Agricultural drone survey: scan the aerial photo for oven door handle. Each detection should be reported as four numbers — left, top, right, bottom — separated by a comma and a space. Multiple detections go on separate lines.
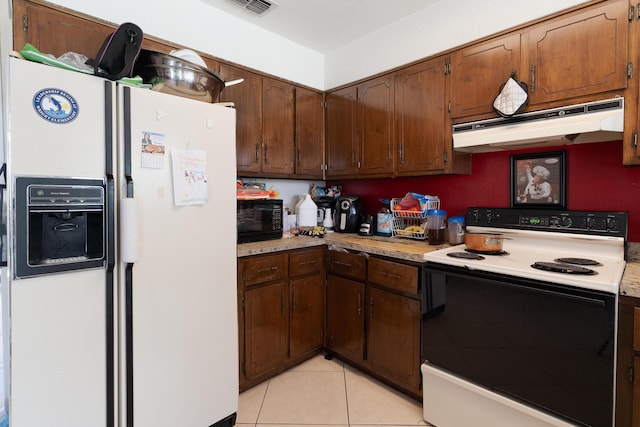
504, 281, 607, 307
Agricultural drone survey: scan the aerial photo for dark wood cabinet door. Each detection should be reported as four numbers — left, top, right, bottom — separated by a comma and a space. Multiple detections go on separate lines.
219, 64, 263, 174
325, 86, 358, 178
395, 58, 446, 175
526, 0, 628, 106
290, 274, 324, 358
262, 78, 295, 176
367, 286, 421, 391
13, 0, 113, 58
325, 274, 364, 362
357, 75, 394, 176
295, 88, 324, 179
450, 33, 522, 119
244, 282, 288, 379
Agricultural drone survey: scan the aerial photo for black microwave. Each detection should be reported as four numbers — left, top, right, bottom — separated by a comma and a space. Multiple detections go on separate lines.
237, 199, 283, 243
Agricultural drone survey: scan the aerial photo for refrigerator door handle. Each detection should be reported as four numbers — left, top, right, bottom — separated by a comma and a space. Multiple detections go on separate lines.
120, 198, 138, 263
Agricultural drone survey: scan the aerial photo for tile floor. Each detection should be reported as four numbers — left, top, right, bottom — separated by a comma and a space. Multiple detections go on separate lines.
237, 353, 431, 427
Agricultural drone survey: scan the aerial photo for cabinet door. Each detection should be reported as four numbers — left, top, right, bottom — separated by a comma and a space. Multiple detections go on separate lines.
290, 274, 324, 358
367, 286, 421, 391
219, 64, 263, 174
526, 0, 629, 105
244, 282, 288, 379
262, 78, 295, 176
295, 88, 324, 179
450, 33, 522, 119
357, 75, 394, 176
634, 356, 640, 427
395, 58, 446, 174
326, 86, 358, 178
326, 274, 365, 362
13, 0, 113, 58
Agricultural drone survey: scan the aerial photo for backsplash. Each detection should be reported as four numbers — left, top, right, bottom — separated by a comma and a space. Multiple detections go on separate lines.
330, 141, 640, 242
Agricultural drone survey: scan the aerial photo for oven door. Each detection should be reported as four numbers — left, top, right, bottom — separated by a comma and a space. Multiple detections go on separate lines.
422, 263, 616, 427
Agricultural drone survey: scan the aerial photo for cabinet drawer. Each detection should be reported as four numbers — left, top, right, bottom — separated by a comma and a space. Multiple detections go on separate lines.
326, 250, 366, 281
634, 307, 640, 352
368, 257, 418, 295
244, 253, 287, 286
289, 247, 323, 277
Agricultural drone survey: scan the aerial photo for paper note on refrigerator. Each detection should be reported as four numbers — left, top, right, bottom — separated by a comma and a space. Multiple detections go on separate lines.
171, 149, 208, 206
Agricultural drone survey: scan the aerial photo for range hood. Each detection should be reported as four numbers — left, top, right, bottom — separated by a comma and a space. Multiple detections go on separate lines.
452, 97, 624, 153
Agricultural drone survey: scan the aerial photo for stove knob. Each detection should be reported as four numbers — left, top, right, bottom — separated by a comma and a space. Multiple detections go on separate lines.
607, 218, 618, 231
561, 217, 573, 228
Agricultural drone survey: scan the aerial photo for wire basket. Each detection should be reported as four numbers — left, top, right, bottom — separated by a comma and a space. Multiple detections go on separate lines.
390, 196, 440, 219
391, 217, 427, 240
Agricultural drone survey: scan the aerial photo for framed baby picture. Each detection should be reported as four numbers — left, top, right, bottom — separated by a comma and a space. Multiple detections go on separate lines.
511, 151, 567, 209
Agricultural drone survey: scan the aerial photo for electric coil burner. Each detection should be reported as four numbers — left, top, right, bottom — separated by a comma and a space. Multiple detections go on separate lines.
421, 207, 627, 427
531, 261, 598, 275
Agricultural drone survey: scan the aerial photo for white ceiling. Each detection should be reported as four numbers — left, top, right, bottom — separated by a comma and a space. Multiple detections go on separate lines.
200, 0, 440, 53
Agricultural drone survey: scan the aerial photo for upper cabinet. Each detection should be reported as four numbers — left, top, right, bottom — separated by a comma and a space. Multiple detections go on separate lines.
261, 77, 295, 176
219, 64, 264, 175
294, 88, 325, 179
450, 0, 630, 121
325, 86, 358, 178
325, 76, 395, 179
395, 57, 448, 175
220, 64, 323, 178
526, 0, 629, 106
357, 75, 395, 177
450, 34, 522, 120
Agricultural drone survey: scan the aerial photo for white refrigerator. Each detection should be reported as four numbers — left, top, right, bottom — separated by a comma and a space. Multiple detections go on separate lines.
3, 57, 238, 427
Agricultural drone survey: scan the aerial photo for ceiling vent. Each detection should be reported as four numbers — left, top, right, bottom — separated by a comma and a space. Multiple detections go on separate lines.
229, 0, 278, 15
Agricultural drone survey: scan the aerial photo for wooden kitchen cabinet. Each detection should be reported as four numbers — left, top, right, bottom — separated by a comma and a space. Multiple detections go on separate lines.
450, 0, 629, 121
325, 75, 394, 178
289, 247, 324, 358
366, 257, 421, 395
615, 296, 640, 426
325, 249, 367, 361
449, 33, 522, 120
241, 252, 288, 381
239, 248, 324, 390
218, 65, 264, 175
394, 57, 448, 175
325, 85, 358, 178
525, 0, 629, 106
294, 88, 325, 179
244, 281, 288, 380
326, 274, 365, 362
261, 77, 295, 176
367, 286, 421, 393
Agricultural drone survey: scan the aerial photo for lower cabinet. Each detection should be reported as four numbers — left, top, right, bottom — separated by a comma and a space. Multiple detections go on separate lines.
326, 274, 365, 361
367, 286, 421, 392
244, 281, 288, 379
239, 247, 324, 390
616, 296, 640, 426
325, 249, 422, 399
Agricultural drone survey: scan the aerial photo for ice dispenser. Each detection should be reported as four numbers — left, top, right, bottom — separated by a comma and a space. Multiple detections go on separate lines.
14, 177, 106, 278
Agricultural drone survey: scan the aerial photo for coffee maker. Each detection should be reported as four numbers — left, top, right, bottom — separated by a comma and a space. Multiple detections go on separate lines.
333, 195, 363, 233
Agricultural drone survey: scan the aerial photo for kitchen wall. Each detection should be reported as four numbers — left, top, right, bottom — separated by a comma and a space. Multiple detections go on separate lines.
239, 178, 324, 212
329, 141, 640, 242
40, 0, 587, 90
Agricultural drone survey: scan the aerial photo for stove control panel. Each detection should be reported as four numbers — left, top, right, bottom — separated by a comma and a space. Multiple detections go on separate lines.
467, 207, 627, 238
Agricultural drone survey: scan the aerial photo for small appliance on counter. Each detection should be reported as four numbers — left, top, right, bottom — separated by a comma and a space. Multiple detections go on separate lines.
333, 195, 363, 233
237, 199, 283, 243
358, 215, 376, 236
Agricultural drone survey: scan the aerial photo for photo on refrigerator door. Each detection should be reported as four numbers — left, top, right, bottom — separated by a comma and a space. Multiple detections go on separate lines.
140, 131, 165, 169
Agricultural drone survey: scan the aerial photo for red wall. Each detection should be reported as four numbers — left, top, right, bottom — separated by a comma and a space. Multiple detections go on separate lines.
330, 141, 640, 241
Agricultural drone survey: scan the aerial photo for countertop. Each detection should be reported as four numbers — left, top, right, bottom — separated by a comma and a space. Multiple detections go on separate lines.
238, 233, 640, 299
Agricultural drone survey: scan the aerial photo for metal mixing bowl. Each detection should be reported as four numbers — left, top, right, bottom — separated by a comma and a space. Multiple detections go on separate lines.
133, 49, 226, 103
